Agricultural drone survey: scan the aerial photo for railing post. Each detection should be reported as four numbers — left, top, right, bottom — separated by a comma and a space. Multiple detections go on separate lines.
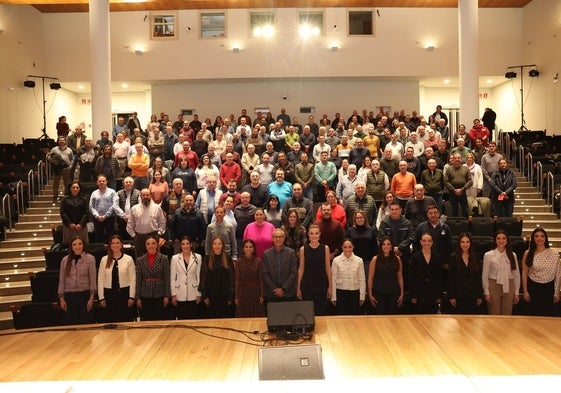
1, 194, 11, 240
527, 152, 533, 184
535, 161, 543, 194
27, 169, 33, 203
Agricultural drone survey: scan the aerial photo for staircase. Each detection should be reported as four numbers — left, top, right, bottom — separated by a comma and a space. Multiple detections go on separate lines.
0, 182, 61, 329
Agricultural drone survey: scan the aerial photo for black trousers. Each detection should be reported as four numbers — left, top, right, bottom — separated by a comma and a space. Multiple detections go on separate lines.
63, 290, 93, 325
335, 289, 360, 315
527, 279, 555, 316
140, 297, 166, 321
301, 291, 328, 316
373, 290, 400, 315
104, 287, 134, 322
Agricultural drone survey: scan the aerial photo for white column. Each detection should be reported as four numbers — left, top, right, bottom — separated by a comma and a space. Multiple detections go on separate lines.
89, 0, 112, 139
458, 0, 479, 127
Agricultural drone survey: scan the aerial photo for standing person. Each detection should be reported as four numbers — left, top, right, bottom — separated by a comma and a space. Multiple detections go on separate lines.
128, 142, 151, 190
448, 233, 484, 314
281, 209, 308, 252
199, 237, 235, 318
98, 235, 136, 322
331, 239, 366, 315
48, 137, 73, 203
297, 224, 332, 316
480, 141, 503, 198
94, 144, 119, 190
522, 228, 561, 316
490, 159, 517, 217
261, 228, 298, 308
482, 108, 497, 141
170, 236, 203, 320
60, 182, 89, 246
482, 230, 520, 315
56, 115, 70, 139
127, 189, 167, 258
316, 203, 345, 261
314, 151, 337, 202
195, 175, 223, 224
148, 169, 169, 205
367, 236, 404, 315
169, 194, 207, 255
346, 210, 378, 279
243, 208, 275, 258
444, 153, 472, 217
205, 206, 237, 260
235, 239, 265, 317
114, 176, 141, 241
264, 194, 283, 228
135, 235, 171, 321
57, 237, 96, 325
89, 175, 118, 243
409, 233, 443, 314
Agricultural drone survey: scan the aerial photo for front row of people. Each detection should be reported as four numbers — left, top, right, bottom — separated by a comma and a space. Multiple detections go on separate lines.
57, 224, 560, 325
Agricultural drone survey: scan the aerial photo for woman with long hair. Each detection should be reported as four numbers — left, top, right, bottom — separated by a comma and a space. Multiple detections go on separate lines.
199, 237, 235, 318
347, 210, 378, 278
195, 154, 219, 190
368, 236, 404, 315
147, 156, 171, 184
297, 224, 332, 316
234, 239, 265, 317
375, 191, 395, 230
98, 235, 136, 322
243, 208, 275, 258
136, 235, 171, 321
522, 228, 561, 316
264, 194, 282, 228
148, 169, 169, 205
171, 236, 203, 319
482, 230, 520, 315
448, 233, 483, 314
60, 182, 89, 246
57, 237, 96, 325
281, 208, 308, 252
172, 157, 197, 193
409, 233, 443, 314
331, 239, 366, 315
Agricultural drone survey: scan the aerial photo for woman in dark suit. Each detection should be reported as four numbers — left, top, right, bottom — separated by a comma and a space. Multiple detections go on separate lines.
135, 235, 171, 321
199, 237, 235, 318
409, 233, 444, 314
448, 233, 484, 314
60, 182, 89, 245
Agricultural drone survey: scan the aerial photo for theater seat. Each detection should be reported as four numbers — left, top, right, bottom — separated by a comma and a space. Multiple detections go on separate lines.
11, 302, 64, 330
29, 270, 60, 303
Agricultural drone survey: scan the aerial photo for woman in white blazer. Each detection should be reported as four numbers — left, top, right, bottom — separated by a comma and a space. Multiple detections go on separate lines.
171, 236, 203, 319
98, 235, 136, 322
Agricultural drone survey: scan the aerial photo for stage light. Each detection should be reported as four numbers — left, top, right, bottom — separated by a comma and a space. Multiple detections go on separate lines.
24, 80, 35, 88
529, 69, 540, 77
50, 82, 61, 90
505, 72, 517, 79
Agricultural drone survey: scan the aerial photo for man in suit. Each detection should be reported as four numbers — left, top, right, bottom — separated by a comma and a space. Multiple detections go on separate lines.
261, 228, 298, 310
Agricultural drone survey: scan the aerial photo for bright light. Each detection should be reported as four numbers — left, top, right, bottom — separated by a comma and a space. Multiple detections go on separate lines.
121, 83, 128, 89
444, 79, 450, 84
78, 85, 84, 90
487, 79, 493, 84
253, 24, 275, 38
299, 24, 320, 38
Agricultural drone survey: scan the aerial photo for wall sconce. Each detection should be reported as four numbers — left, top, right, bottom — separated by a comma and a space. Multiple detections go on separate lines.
426, 45, 435, 52
134, 49, 143, 55
232, 47, 240, 53
330, 46, 338, 52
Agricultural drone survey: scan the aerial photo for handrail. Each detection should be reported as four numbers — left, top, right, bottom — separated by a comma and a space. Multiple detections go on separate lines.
535, 161, 543, 193
526, 152, 533, 184
504, 132, 511, 161
546, 171, 554, 213
1, 194, 11, 240
518, 145, 525, 177
15, 180, 23, 216
37, 160, 44, 191
27, 169, 34, 203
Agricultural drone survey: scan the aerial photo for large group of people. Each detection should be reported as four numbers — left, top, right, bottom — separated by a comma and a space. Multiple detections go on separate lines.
53, 107, 560, 324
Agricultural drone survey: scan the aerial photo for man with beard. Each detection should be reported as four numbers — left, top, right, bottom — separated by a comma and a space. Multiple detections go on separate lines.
127, 188, 166, 258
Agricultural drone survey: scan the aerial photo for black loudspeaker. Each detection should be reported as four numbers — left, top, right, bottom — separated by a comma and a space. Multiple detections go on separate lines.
266, 300, 315, 333
258, 344, 324, 380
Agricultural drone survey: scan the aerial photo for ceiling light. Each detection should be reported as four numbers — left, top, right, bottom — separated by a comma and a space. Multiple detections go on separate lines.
444, 79, 450, 84
232, 47, 240, 53
487, 79, 493, 84
121, 83, 128, 89
78, 85, 84, 89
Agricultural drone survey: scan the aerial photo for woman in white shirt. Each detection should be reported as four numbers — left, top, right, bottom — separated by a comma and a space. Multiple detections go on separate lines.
331, 239, 365, 315
171, 236, 202, 319
464, 153, 483, 198
98, 235, 136, 322
521, 228, 561, 316
482, 230, 520, 315
375, 191, 395, 230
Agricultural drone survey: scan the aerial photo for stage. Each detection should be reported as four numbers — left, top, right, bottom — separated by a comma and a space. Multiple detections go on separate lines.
1, 315, 561, 391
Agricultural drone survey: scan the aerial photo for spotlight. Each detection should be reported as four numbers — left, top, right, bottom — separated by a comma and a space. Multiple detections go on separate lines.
50, 82, 61, 90
232, 47, 240, 53
505, 72, 517, 79
24, 80, 35, 88
529, 69, 540, 78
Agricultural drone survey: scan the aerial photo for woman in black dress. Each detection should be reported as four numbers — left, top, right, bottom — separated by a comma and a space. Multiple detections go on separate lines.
448, 233, 483, 314
368, 236, 404, 315
409, 233, 443, 314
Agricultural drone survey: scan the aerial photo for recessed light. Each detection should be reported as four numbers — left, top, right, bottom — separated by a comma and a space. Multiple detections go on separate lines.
444, 79, 450, 84
487, 79, 492, 84
78, 85, 84, 89
121, 83, 128, 88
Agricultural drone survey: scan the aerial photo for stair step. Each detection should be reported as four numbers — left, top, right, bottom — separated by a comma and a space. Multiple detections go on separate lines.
18, 214, 61, 223
14, 222, 58, 231
0, 281, 32, 296
0, 256, 46, 272
29, 201, 60, 208
0, 268, 45, 282
24, 207, 60, 215
517, 199, 546, 206
5, 229, 52, 239
514, 205, 554, 213
0, 311, 14, 330
0, 294, 31, 312
0, 248, 45, 259
0, 238, 54, 248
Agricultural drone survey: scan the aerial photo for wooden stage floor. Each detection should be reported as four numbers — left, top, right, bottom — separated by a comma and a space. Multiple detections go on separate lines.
1, 315, 561, 391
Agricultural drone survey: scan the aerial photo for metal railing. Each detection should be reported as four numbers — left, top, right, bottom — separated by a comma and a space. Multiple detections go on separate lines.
38, 160, 44, 191
27, 169, 34, 203
15, 180, 24, 216
526, 152, 533, 185
1, 194, 11, 240
535, 161, 543, 193
518, 145, 525, 177
546, 171, 555, 213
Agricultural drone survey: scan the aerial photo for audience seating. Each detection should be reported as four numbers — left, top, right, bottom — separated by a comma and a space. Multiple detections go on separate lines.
11, 302, 64, 330
29, 270, 60, 303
